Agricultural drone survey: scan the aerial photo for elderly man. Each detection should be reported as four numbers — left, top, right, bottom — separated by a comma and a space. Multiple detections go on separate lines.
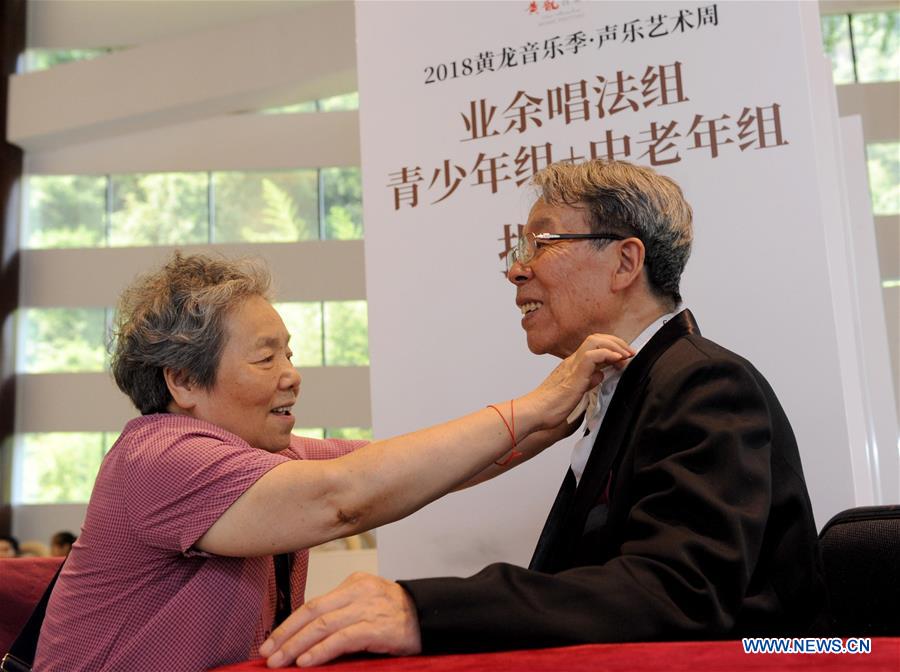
262, 160, 827, 667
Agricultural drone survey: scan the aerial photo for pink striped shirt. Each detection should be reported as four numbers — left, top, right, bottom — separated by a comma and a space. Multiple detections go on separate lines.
35, 414, 363, 672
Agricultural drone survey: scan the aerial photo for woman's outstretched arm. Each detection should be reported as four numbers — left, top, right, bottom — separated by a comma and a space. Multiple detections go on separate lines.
195, 334, 633, 556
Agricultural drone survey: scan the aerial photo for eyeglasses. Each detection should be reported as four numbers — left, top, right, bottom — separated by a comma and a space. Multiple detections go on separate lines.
505, 232, 626, 272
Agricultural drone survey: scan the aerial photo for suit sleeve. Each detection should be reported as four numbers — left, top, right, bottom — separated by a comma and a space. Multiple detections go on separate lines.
399, 349, 775, 652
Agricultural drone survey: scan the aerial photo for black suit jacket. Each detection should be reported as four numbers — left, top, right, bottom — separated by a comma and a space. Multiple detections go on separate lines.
400, 311, 828, 653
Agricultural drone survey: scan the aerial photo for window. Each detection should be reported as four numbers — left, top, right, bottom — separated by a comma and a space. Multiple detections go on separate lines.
15, 300, 369, 377
23, 169, 363, 250
276, 300, 370, 367
324, 301, 369, 365
867, 142, 900, 216
21, 48, 121, 73
263, 92, 359, 115
110, 173, 209, 246
16, 308, 108, 374
821, 14, 855, 84
821, 11, 900, 84
15, 433, 117, 504
215, 170, 318, 243
275, 302, 324, 367
322, 168, 363, 240
821, 9, 900, 295
293, 428, 373, 441
852, 12, 900, 83
24, 175, 106, 248
325, 428, 372, 440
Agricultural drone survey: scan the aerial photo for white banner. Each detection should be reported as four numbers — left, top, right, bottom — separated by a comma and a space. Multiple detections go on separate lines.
355, 0, 886, 579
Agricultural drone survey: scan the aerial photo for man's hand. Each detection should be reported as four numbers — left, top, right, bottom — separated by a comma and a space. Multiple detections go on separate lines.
260, 572, 422, 668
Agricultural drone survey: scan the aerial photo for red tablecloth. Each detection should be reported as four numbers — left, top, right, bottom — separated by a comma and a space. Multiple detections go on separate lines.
211, 638, 900, 671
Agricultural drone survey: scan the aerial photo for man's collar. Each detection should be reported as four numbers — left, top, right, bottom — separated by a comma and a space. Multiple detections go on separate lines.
579, 307, 682, 421
629, 307, 681, 352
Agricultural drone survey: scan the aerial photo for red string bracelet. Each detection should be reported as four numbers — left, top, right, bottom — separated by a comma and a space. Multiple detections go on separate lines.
487, 400, 523, 466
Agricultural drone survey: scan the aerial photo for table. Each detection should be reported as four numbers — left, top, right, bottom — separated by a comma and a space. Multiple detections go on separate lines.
211, 638, 900, 671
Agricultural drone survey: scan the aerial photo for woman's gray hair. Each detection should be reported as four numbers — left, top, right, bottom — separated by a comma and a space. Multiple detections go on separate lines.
111, 252, 272, 415
532, 159, 693, 308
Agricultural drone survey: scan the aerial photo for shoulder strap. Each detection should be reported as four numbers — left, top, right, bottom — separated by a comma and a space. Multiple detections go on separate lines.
2, 560, 63, 671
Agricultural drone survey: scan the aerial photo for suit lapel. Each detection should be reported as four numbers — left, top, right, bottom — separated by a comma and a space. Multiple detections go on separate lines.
529, 310, 700, 572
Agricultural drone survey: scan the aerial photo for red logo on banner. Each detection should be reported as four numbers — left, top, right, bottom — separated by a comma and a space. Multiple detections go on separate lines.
528, 1, 559, 15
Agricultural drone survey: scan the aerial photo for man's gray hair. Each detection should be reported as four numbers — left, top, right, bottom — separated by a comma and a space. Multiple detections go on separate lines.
111, 252, 272, 415
532, 159, 693, 307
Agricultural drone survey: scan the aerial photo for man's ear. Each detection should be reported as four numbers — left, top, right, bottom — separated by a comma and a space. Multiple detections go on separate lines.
610, 237, 646, 293
164, 368, 199, 411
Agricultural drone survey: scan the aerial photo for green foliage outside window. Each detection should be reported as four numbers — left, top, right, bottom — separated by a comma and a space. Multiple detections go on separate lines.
22, 48, 117, 72
214, 171, 318, 243
318, 92, 359, 111
324, 301, 369, 365
18, 308, 107, 373
18, 433, 114, 503
325, 427, 373, 440
322, 167, 363, 239
293, 428, 372, 442
273, 302, 323, 367
820, 11, 899, 84
262, 100, 319, 115
263, 92, 359, 115
110, 173, 209, 246
292, 428, 326, 439
820, 14, 855, 84
25, 175, 106, 248
867, 143, 900, 215
852, 12, 899, 83
25, 168, 362, 248
273, 301, 369, 367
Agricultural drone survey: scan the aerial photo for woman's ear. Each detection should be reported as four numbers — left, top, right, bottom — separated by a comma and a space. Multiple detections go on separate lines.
164, 368, 198, 411
610, 237, 646, 293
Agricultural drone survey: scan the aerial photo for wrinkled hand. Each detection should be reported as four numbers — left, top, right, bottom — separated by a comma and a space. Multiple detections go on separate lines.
260, 572, 421, 668
525, 334, 634, 429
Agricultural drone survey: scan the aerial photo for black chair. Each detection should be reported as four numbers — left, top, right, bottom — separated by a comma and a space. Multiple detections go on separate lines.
818, 505, 900, 636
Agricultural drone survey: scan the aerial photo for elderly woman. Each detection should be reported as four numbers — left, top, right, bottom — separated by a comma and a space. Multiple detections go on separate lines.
33, 253, 630, 671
